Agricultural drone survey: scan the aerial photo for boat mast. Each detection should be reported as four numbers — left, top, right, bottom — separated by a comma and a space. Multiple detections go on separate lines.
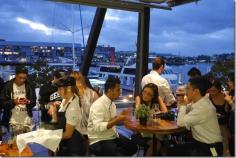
72, 4, 76, 70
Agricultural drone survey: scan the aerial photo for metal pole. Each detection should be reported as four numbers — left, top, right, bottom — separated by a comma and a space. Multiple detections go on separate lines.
79, 4, 86, 48
80, 8, 107, 76
72, 4, 76, 70
134, 7, 150, 97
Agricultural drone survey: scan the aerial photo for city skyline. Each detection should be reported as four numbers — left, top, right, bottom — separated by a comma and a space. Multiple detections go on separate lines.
0, 0, 234, 56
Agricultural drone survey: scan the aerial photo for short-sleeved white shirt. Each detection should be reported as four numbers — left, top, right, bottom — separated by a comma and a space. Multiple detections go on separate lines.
10, 83, 31, 125
59, 95, 83, 133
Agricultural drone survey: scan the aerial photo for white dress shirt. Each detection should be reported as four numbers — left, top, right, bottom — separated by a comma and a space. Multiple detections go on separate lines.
87, 94, 118, 145
177, 96, 222, 144
142, 70, 176, 105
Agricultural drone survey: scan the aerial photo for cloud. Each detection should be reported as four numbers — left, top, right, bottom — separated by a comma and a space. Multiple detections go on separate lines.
105, 14, 120, 21
148, 25, 234, 56
0, 0, 234, 56
17, 17, 53, 35
16, 17, 71, 37
206, 28, 233, 40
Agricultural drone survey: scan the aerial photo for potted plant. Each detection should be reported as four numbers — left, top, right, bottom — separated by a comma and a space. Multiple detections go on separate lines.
135, 104, 150, 126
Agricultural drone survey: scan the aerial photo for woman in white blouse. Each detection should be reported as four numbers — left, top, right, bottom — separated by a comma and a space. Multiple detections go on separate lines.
50, 76, 86, 156
135, 83, 167, 156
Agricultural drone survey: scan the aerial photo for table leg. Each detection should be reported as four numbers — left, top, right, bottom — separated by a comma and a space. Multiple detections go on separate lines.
153, 134, 157, 156
0, 127, 2, 141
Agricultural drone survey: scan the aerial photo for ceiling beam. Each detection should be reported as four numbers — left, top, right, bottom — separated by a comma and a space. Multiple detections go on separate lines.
51, 0, 171, 11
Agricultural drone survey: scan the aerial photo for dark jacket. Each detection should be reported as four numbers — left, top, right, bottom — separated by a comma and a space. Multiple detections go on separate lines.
0, 78, 36, 129
39, 82, 57, 105
0, 77, 4, 126
38, 82, 58, 123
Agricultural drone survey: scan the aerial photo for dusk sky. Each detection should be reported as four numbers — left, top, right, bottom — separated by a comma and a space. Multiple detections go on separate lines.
0, 0, 234, 56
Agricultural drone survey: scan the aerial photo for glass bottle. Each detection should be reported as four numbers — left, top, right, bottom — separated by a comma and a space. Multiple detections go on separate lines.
8, 125, 14, 149
152, 104, 159, 123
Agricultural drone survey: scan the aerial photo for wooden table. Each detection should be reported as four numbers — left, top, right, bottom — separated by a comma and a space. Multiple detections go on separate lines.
0, 143, 33, 157
124, 116, 185, 156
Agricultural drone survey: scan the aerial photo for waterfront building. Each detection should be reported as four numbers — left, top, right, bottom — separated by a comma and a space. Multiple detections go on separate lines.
0, 40, 82, 62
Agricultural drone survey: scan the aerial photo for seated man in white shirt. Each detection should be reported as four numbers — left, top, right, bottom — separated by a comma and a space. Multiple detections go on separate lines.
87, 77, 137, 156
141, 57, 176, 107
168, 77, 223, 156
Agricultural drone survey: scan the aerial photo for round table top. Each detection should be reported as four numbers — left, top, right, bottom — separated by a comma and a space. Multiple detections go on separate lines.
124, 116, 185, 135
0, 143, 33, 157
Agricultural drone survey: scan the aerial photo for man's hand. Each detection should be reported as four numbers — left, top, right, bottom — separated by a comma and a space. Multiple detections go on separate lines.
116, 114, 127, 123
14, 98, 28, 105
120, 108, 132, 116
14, 98, 21, 105
224, 94, 234, 106
52, 101, 61, 107
24, 99, 31, 105
48, 104, 58, 116
107, 114, 127, 129
177, 95, 188, 106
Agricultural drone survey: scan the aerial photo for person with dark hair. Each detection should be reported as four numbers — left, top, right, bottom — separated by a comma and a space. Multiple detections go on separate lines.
15, 66, 28, 75
49, 76, 87, 156
136, 83, 167, 111
0, 76, 4, 140
209, 79, 230, 156
135, 83, 167, 156
168, 77, 223, 156
187, 67, 202, 79
53, 70, 66, 80
0, 77, 4, 88
142, 57, 176, 106
87, 77, 137, 156
0, 77, 4, 106
224, 72, 235, 156
0, 66, 36, 132
38, 70, 64, 128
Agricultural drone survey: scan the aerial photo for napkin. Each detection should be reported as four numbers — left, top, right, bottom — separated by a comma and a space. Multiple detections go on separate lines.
16, 129, 63, 153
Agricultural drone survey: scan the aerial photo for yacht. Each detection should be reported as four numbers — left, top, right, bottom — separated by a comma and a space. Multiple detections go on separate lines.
91, 56, 179, 92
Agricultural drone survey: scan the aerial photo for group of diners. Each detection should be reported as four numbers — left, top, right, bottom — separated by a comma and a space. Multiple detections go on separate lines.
0, 56, 234, 157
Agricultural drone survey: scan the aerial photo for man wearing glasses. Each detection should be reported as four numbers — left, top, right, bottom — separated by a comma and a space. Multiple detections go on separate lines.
168, 77, 223, 156
0, 66, 36, 132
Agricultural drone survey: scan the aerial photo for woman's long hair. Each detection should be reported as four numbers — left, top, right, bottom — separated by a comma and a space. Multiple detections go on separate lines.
70, 71, 87, 90
228, 72, 235, 97
140, 83, 160, 109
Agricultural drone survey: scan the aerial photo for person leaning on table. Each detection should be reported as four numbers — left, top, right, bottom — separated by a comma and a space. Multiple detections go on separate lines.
49, 76, 86, 156
135, 83, 168, 156
168, 77, 223, 156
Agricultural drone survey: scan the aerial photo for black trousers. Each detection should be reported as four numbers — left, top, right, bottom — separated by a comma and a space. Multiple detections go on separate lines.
58, 130, 87, 156
229, 135, 235, 156
89, 135, 138, 156
167, 139, 223, 156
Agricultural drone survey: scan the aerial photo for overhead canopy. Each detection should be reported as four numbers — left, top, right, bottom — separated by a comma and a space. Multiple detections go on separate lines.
51, 0, 172, 11
50, 0, 199, 96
